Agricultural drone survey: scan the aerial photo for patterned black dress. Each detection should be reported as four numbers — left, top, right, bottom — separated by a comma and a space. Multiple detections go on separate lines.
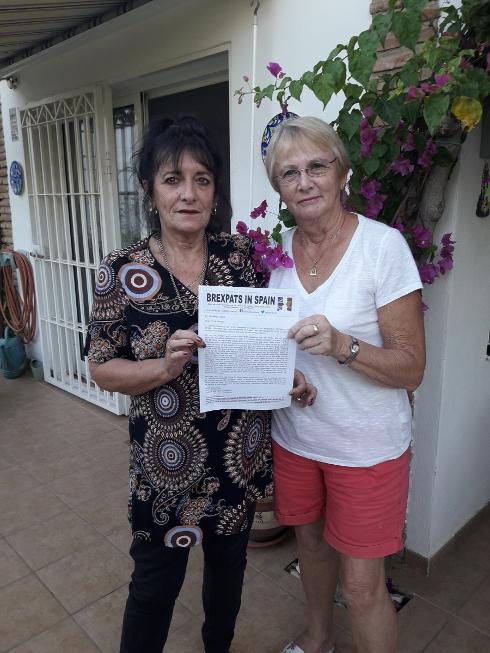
84, 232, 272, 548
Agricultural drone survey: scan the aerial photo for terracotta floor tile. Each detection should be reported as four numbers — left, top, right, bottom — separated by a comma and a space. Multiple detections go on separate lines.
0, 538, 30, 588
73, 584, 128, 653
8, 618, 99, 653
74, 485, 129, 536
456, 572, 490, 635
386, 549, 487, 613
0, 465, 38, 500
0, 574, 67, 652
6, 510, 104, 570
0, 485, 68, 537
423, 615, 490, 652
19, 445, 95, 483
232, 572, 306, 653
37, 539, 132, 614
396, 596, 451, 653
45, 461, 127, 508
76, 429, 130, 463
106, 526, 133, 557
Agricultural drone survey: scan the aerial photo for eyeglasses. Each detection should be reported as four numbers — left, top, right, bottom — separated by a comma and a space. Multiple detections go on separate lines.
274, 158, 337, 185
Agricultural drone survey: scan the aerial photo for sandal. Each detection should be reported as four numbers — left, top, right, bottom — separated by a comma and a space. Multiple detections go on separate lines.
280, 643, 335, 653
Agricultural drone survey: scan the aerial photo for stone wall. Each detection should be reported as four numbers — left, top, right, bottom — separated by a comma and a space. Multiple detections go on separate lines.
0, 102, 12, 248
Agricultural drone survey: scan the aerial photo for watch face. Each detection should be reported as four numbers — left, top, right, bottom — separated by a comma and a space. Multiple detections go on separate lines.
352, 342, 360, 354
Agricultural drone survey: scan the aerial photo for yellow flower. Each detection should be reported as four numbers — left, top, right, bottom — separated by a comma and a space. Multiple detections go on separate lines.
451, 96, 483, 131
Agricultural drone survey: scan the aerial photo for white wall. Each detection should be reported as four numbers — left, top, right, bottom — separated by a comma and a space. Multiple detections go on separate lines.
407, 126, 490, 557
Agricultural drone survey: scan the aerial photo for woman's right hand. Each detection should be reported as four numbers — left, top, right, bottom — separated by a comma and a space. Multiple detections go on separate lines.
163, 329, 205, 380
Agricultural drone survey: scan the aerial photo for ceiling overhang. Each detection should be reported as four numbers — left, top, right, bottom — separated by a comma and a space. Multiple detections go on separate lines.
0, 0, 156, 79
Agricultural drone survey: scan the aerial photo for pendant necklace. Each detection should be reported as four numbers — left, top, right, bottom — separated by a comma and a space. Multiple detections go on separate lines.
300, 209, 345, 276
155, 233, 208, 317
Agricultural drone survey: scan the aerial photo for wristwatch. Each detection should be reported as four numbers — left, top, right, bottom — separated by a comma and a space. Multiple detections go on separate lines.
338, 336, 360, 366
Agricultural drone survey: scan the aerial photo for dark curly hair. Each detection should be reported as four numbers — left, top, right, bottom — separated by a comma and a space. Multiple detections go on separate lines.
134, 114, 232, 233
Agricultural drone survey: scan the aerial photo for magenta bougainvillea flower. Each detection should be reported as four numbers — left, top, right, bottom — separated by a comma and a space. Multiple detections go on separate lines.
411, 224, 432, 248
391, 157, 415, 176
440, 233, 456, 259
236, 221, 293, 272
419, 263, 440, 284
418, 139, 438, 167
360, 180, 387, 218
434, 73, 451, 87
267, 62, 283, 78
250, 199, 268, 219
438, 256, 454, 274
407, 86, 421, 100
401, 131, 416, 152
417, 233, 456, 285
360, 118, 378, 156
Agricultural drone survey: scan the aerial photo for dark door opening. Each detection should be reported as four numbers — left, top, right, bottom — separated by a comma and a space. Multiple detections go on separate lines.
148, 81, 230, 233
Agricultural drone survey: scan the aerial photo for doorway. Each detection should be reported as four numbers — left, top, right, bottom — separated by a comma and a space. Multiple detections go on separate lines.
148, 81, 230, 233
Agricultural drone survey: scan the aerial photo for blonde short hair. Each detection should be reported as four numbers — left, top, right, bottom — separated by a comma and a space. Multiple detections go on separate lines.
264, 116, 350, 192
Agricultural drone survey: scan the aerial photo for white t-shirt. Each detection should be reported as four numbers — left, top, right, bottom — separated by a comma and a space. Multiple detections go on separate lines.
269, 215, 423, 467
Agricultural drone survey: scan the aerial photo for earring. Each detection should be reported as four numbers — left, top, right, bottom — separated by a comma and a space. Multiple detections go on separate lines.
211, 204, 217, 216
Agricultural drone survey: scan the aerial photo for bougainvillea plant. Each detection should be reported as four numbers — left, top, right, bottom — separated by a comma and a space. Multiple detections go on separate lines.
235, 0, 490, 290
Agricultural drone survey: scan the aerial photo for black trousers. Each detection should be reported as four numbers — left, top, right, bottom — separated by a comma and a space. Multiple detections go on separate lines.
119, 529, 250, 653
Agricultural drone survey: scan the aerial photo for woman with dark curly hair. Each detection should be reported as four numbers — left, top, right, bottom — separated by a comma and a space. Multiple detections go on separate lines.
84, 115, 315, 653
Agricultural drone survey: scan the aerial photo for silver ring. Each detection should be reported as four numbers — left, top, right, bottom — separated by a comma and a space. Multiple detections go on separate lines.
312, 324, 319, 335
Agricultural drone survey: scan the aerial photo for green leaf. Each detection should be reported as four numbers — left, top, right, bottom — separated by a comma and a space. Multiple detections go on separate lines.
399, 59, 420, 88
301, 71, 315, 88
327, 44, 346, 60
423, 93, 450, 135
277, 76, 291, 90
358, 28, 380, 53
401, 99, 421, 125
322, 59, 347, 92
349, 48, 377, 86
362, 156, 381, 176
338, 108, 362, 141
279, 208, 296, 228
376, 96, 403, 125
345, 137, 361, 165
371, 12, 393, 45
271, 223, 283, 245
289, 79, 304, 101
343, 83, 364, 100
432, 146, 454, 167
392, 10, 422, 51
313, 61, 324, 74
404, 0, 426, 11
311, 74, 334, 108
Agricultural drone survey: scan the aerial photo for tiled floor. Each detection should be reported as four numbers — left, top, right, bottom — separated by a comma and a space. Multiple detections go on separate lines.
1, 374, 489, 652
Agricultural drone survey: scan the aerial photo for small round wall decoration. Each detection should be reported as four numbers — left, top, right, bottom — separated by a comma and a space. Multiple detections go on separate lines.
261, 111, 299, 161
9, 161, 24, 195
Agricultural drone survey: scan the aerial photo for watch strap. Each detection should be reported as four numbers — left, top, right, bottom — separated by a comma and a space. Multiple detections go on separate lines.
338, 336, 360, 366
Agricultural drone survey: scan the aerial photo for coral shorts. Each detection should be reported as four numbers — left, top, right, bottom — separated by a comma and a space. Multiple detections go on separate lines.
272, 441, 410, 559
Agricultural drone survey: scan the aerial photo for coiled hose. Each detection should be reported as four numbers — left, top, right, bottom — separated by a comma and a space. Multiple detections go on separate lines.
0, 248, 37, 343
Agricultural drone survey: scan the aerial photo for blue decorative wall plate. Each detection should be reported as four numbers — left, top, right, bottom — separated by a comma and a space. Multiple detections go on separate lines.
9, 161, 23, 196
261, 111, 299, 161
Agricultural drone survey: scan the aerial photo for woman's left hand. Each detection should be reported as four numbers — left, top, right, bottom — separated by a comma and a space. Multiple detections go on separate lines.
290, 368, 317, 407
289, 314, 344, 358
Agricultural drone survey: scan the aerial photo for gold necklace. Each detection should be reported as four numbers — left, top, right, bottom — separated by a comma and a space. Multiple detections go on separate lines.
300, 210, 345, 276
155, 233, 208, 317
